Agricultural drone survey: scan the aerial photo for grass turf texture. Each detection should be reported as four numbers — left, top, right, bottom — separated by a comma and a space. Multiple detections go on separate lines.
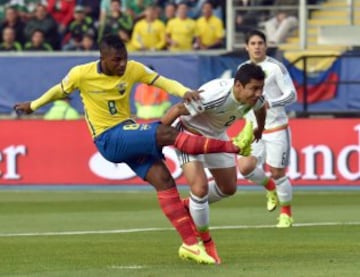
0, 190, 359, 276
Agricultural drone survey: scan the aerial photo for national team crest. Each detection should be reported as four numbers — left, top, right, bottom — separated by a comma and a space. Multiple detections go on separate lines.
116, 82, 126, 94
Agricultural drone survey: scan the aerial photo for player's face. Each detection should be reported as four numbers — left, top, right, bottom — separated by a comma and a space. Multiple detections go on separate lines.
246, 35, 267, 63
234, 78, 264, 106
101, 47, 128, 76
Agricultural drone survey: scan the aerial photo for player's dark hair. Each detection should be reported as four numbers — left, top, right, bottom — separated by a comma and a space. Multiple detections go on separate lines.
245, 29, 267, 44
99, 34, 126, 52
235, 63, 265, 86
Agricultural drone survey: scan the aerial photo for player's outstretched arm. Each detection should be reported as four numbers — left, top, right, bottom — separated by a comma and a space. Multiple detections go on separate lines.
161, 102, 189, 126
14, 84, 68, 115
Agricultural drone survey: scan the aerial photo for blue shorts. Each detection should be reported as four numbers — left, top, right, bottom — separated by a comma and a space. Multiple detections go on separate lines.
94, 121, 164, 179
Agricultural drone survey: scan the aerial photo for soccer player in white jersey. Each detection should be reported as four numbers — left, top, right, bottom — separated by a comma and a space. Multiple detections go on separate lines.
161, 63, 267, 264
238, 29, 297, 227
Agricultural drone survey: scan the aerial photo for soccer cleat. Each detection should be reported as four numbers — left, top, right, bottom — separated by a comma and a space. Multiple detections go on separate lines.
178, 242, 216, 264
202, 240, 221, 264
276, 213, 294, 228
266, 190, 278, 212
182, 198, 199, 237
232, 120, 254, 156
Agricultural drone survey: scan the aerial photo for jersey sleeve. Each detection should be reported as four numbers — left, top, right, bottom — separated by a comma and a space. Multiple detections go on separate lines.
61, 66, 81, 94
268, 65, 297, 108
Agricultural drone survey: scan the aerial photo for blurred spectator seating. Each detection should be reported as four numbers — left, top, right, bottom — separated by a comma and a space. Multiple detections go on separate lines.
260, 0, 298, 45
76, 0, 100, 22
8, 0, 48, 21
62, 5, 96, 50
24, 4, 60, 49
47, 0, 76, 36
100, 0, 133, 43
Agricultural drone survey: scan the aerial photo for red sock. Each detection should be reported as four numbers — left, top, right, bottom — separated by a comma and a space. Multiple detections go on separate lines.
199, 230, 211, 243
280, 205, 292, 216
265, 178, 276, 191
174, 133, 239, 154
157, 187, 198, 245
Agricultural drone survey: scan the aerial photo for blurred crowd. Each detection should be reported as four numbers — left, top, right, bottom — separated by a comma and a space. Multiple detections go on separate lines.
0, 0, 226, 52
0, 0, 324, 52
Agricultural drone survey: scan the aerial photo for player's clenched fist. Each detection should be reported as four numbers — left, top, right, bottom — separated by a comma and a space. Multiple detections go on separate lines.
13, 102, 33, 115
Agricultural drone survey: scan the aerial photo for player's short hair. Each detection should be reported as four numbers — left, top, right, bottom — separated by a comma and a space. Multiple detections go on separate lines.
99, 34, 126, 52
235, 63, 265, 86
245, 29, 267, 44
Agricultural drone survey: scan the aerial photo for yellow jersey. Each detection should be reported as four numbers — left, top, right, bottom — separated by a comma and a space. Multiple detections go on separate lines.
31, 60, 190, 138
166, 17, 196, 51
129, 19, 166, 51
195, 15, 224, 47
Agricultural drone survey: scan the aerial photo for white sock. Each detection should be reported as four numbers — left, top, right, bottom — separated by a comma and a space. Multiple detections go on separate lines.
275, 176, 293, 205
243, 167, 269, 186
207, 180, 230, 204
189, 192, 209, 231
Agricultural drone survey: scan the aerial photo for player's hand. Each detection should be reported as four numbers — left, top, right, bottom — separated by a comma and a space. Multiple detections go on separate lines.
13, 102, 33, 115
253, 128, 263, 142
183, 90, 203, 103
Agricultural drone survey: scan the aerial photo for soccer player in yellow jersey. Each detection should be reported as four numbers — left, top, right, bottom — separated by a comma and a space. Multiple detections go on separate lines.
194, 1, 224, 50
128, 5, 166, 51
165, 3, 196, 51
14, 34, 251, 265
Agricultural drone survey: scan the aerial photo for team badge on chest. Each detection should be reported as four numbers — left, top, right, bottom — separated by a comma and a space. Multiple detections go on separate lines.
116, 82, 126, 95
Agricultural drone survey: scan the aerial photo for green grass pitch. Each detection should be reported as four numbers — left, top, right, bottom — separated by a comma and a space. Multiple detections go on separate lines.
0, 189, 359, 276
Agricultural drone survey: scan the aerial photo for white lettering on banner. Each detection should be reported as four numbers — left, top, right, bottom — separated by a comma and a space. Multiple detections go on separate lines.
0, 145, 26, 180
299, 145, 337, 180
337, 124, 360, 180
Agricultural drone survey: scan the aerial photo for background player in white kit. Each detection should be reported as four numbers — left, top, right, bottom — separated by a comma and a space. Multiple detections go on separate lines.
238, 29, 297, 228
161, 63, 267, 264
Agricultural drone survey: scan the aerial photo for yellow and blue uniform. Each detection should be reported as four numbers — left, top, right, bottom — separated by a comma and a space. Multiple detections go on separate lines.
30, 60, 190, 178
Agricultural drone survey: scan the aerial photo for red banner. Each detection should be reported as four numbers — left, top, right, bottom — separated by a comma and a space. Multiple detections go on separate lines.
0, 119, 359, 186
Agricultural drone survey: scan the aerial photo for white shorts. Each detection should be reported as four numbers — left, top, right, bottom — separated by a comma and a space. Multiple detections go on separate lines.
251, 127, 292, 168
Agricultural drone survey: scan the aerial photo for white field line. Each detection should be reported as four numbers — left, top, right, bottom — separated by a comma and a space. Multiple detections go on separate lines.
0, 222, 359, 238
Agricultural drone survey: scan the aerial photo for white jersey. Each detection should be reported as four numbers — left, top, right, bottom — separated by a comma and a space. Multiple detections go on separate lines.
178, 78, 265, 138
239, 56, 297, 130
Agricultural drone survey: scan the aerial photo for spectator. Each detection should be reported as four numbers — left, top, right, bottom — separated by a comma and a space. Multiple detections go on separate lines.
24, 4, 60, 49
24, 29, 53, 51
76, 0, 100, 21
134, 65, 171, 120
124, 0, 153, 21
128, 4, 165, 51
235, 0, 273, 35
44, 96, 80, 120
261, 0, 298, 45
62, 5, 95, 50
193, 1, 224, 50
100, 0, 133, 43
80, 32, 97, 50
165, 2, 196, 51
47, 0, 76, 35
162, 2, 176, 24
0, 6, 25, 45
7, 0, 48, 21
0, 26, 22, 51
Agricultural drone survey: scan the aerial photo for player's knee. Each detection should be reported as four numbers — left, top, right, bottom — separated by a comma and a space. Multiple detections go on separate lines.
216, 180, 237, 196
238, 156, 257, 176
270, 169, 286, 180
191, 183, 208, 198
156, 125, 178, 147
